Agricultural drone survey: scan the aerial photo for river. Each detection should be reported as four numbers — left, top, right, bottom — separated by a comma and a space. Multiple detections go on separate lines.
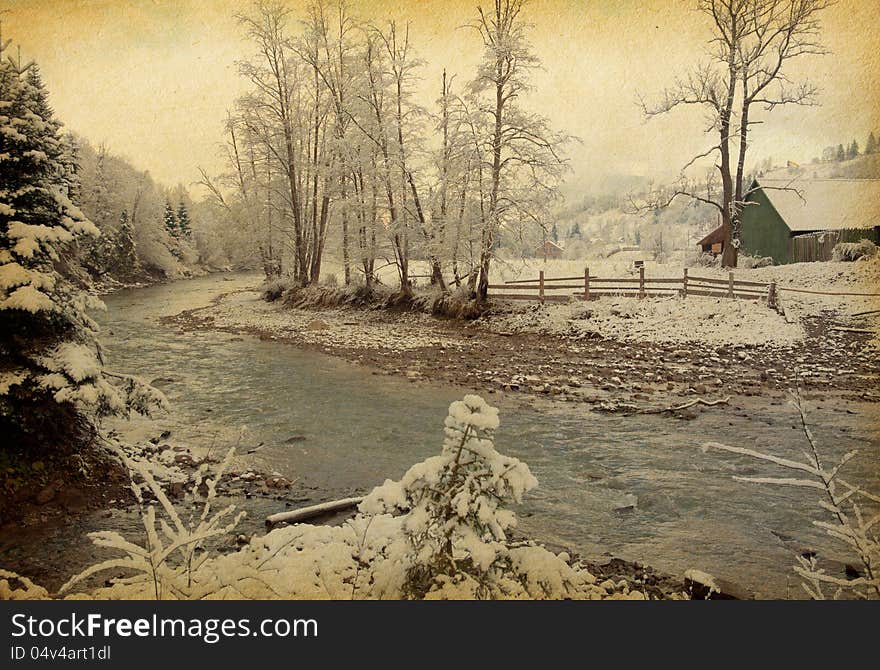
13, 273, 880, 598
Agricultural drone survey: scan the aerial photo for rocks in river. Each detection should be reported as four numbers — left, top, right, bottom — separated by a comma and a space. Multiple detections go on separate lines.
265, 475, 292, 490
35, 485, 57, 505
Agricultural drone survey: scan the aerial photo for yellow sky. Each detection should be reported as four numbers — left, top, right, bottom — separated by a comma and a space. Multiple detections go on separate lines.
5, 0, 879, 193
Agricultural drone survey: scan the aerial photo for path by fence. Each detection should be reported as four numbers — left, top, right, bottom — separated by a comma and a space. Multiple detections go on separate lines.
489, 267, 779, 307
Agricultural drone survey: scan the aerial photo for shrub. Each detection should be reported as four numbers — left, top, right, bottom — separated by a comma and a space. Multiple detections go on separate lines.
832, 239, 878, 262
703, 380, 879, 599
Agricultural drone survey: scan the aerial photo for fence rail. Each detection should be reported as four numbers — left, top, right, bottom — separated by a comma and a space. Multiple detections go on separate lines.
488, 267, 778, 307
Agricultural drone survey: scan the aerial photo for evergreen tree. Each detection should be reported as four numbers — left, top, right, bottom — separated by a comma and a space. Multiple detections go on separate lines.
163, 202, 178, 236
836, 144, 846, 162
847, 139, 859, 160
634, 229, 641, 247
176, 202, 191, 239
0, 46, 161, 457
550, 222, 558, 243
865, 132, 877, 155
570, 221, 582, 239
115, 210, 139, 278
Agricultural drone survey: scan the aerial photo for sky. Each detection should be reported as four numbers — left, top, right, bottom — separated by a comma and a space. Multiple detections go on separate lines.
5, 0, 879, 196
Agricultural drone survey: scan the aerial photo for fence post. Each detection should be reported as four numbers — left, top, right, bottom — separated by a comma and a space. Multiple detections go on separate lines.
682, 267, 688, 298
539, 270, 545, 304
728, 272, 734, 298
638, 266, 645, 299
768, 281, 777, 309
584, 267, 590, 301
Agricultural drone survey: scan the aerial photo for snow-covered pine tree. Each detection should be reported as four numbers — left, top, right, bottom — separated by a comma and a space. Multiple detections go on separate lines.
175, 202, 191, 239
114, 210, 139, 278
0, 46, 163, 457
163, 202, 177, 236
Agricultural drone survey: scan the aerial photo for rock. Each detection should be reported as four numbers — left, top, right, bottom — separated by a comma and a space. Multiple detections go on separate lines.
265, 476, 291, 489
305, 319, 330, 330
35, 485, 57, 505
284, 435, 306, 444
56, 487, 88, 511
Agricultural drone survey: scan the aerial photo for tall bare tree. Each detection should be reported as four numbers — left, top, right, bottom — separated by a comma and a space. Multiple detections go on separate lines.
641, 0, 830, 267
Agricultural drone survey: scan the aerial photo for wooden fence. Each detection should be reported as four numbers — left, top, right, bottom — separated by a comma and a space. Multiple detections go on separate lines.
790, 228, 880, 263
489, 267, 778, 308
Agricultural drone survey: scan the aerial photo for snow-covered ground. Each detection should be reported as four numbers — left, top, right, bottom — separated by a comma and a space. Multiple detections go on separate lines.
489, 295, 804, 347
484, 255, 880, 347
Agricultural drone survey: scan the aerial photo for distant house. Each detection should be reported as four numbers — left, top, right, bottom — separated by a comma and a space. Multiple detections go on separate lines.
696, 179, 880, 264
536, 240, 565, 259
696, 225, 726, 255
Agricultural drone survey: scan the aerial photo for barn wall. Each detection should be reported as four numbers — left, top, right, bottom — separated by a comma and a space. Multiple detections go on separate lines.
739, 189, 792, 263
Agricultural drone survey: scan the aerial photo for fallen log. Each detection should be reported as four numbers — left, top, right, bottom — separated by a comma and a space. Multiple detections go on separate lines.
830, 326, 873, 334
638, 396, 731, 415
266, 496, 364, 528
851, 309, 880, 317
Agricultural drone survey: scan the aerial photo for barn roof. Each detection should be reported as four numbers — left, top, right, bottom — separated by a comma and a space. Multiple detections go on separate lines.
753, 179, 880, 233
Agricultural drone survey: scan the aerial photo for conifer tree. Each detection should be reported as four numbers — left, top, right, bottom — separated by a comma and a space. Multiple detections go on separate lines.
0, 45, 161, 455
115, 210, 139, 278
163, 202, 178, 236
847, 139, 859, 160
176, 202, 191, 239
866, 132, 878, 155
836, 144, 846, 162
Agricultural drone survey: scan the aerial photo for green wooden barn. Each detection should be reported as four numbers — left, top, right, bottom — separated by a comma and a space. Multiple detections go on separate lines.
697, 178, 880, 264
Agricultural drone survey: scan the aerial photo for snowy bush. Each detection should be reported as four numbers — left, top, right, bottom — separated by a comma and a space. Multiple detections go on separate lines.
37, 396, 652, 600
60, 446, 244, 599
832, 239, 877, 262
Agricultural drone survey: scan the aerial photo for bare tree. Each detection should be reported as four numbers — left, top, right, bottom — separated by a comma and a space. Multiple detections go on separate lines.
640, 0, 829, 267
469, 0, 568, 301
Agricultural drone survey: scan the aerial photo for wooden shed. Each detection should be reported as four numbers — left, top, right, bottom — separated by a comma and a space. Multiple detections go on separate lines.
696, 225, 726, 255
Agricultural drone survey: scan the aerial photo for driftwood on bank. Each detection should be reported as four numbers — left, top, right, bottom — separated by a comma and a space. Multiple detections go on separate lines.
266, 496, 364, 528
638, 396, 731, 415
830, 326, 873, 334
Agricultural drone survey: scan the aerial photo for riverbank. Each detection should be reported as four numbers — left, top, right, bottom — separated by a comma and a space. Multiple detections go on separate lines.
0, 419, 708, 600
165, 278, 880, 417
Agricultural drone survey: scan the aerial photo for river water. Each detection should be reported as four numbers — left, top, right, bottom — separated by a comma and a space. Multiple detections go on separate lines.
67, 274, 880, 597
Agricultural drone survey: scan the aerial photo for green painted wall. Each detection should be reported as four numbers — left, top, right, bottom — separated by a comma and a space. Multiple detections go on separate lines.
739, 187, 792, 264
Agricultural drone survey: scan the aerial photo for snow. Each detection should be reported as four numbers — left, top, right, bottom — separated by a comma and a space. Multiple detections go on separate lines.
492, 295, 804, 347
0, 284, 55, 313
40, 342, 102, 383
0, 370, 27, 395
487, 255, 880, 347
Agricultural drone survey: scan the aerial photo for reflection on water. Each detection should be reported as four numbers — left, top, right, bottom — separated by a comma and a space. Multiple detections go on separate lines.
88, 274, 880, 598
